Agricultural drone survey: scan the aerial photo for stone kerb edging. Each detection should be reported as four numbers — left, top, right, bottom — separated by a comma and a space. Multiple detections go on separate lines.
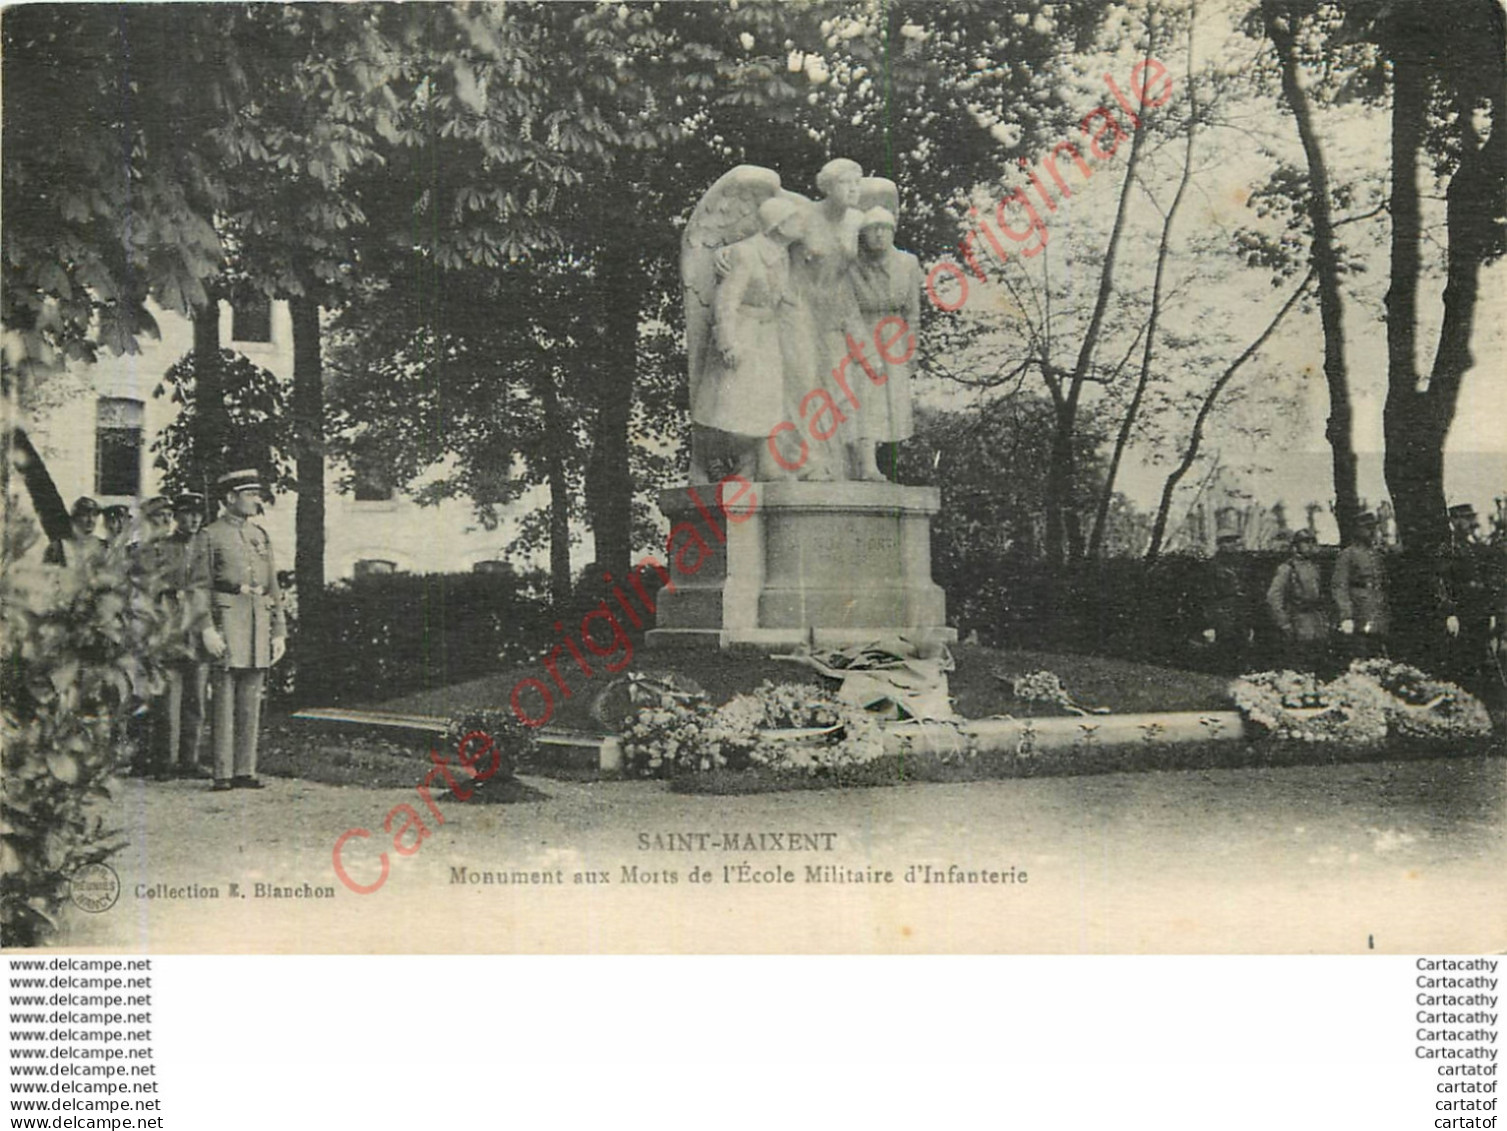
877, 710, 1248, 759
291, 706, 1250, 775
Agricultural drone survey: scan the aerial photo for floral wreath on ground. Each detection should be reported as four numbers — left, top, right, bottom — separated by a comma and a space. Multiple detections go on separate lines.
619, 675, 887, 778
442, 708, 537, 780
1231, 659, 1490, 744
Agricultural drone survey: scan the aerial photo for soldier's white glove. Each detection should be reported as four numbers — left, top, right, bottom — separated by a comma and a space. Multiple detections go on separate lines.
203, 627, 228, 659
1339, 619, 1355, 636
1201, 628, 1216, 644
271, 636, 286, 666
1445, 615, 1460, 638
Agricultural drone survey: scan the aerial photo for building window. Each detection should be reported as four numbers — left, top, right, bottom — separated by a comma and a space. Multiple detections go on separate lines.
231, 294, 272, 343
95, 398, 143, 496
353, 559, 397, 578
352, 463, 395, 502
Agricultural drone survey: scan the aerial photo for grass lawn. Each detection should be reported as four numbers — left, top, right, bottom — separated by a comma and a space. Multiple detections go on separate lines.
365, 643, 1235, 733
264, 644, 1499, 796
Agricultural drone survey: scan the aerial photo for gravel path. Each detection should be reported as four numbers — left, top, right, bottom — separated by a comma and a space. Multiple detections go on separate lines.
57, 754, 1505, 954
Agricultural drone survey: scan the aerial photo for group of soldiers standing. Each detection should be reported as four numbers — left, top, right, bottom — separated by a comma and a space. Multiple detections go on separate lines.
1200, 503, 1507, 694
46, 470, 287, 791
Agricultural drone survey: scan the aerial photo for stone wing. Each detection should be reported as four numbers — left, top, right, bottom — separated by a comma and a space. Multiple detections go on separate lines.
682, 166, 801, 390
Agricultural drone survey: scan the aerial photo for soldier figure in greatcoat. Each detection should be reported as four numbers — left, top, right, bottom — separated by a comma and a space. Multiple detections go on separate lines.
136, 494, 212, 778
1200, 525, 1255, 675
1436, 503, 1502, 691
1332, 511, 1389, 660
1266, 528, 1329, 672
191, 470, 286, 791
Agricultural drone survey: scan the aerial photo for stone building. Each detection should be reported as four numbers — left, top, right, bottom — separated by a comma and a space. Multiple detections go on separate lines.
17, 298, 538, 578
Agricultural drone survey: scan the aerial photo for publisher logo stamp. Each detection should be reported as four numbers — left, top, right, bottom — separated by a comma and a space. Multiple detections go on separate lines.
69, 863, 120, 913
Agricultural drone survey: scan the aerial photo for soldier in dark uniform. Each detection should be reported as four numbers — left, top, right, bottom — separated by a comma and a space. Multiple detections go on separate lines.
1200, 529, 1255, 674
1332, 511, 1389, 660
43, 497, 105, 565
1436, 503, 1497, 690
136, 494, 212, 779
1266, 528, 1329, 672
101, 504, 131, 545
190, 470, 287, 791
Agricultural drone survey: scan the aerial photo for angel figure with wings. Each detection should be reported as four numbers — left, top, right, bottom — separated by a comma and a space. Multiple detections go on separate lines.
682, 166, 811, 483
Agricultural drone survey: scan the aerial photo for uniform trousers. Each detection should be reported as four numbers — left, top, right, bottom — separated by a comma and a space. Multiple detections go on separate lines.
211, 667, 266, 780
154, 661, 208, 769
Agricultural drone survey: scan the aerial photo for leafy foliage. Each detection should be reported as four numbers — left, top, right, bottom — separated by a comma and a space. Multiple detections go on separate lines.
152, 349, 294, 499
1, 522, 188, 946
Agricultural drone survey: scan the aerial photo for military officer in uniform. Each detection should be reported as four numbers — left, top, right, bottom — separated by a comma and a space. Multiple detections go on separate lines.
1436, 503, 1496, 690
43, 497, 105, 565
1200, 527, 1255, 674
1332, 511, 1389, 660
191, 470, 286, 791
101, 504, 132, 546
1266, 528, 1329, 672
137, 494, 212, 778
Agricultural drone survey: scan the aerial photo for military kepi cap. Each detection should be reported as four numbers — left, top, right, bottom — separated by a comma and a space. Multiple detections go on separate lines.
140, 496, 172, 519
1448, 503, 1478, 521
1292, 529, 1317, 543
217, 469, 264, 493
172, 492, 205, 512
1355, 511, 1378, 527
101, 504, 130, 520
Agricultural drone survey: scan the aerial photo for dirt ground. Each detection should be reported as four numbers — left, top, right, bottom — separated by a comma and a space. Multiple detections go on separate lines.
54, 751, 1506, 954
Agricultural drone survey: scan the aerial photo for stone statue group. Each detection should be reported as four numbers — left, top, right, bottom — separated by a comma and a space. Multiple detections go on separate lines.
682, 159, 921, 484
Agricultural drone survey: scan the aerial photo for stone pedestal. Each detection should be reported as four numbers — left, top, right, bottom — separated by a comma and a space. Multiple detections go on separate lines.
645, 480, 955, 650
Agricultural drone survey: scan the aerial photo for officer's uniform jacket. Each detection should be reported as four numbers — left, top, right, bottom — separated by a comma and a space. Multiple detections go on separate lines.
190, 514, 285, 668
1266, 556, 1328, 642
1435, 533, 1489, 626
1202, 552, 1253, 636
135, 532, 209, 660
1332, 542, 1389, 635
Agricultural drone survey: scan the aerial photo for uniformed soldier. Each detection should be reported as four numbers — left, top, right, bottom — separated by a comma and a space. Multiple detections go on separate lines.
1200, 528, 1255, 674
191, 470, 286, 791
101, 504, 131, 545
1332, 511, 1389, 660
136, 494, 212, 779
1436, 503, 1496, 690
43, 497, 105, 565
1266, 528, 1329, 672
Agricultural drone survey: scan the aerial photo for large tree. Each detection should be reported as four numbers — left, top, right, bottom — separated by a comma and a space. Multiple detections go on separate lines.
1373, 0, 1506, 552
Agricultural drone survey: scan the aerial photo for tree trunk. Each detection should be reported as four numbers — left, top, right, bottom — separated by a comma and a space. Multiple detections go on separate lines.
1146, 272, 1313, 560
1380, 37, 1437, 552
1383, 2, 1505, 553
586, 238, 639, 579
537, 368, 573, 607
191, 300, 230, 499
1265, 1, 1362, 544
290, 296, 326, 638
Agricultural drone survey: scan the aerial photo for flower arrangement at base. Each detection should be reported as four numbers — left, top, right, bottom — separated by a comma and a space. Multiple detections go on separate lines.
618, 677, 888, 778
997, 669, 1109, 716
1231, 660, 1492, 744
1344, 659, 1493, 740
1230, 669, 1388, 743
442, 708, 535, 780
